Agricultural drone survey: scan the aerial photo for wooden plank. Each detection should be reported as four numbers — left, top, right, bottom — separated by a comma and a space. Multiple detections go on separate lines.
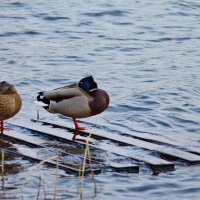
0, 131, 101, 174
108, 163, 139, 173
31, 119, 200, 155
1, 130, 45, 147
18, 119, 200, 164
0, 147, 101, 174
1, 130, 139, 173
7, 120, 174, 172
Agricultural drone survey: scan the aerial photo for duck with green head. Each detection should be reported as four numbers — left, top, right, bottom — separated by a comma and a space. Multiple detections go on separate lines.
0, 81, 22, 133
37, 76, 110, 130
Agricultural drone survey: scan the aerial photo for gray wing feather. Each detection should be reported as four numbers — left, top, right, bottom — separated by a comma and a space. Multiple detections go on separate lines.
43, 84, 83, 101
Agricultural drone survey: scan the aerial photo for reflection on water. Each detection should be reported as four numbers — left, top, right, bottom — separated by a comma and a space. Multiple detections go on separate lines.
1, 0, 200, 199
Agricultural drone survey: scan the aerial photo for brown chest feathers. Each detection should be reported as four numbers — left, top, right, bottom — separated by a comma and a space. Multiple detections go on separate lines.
0, 92, 22, 120
89, 89, 110, 116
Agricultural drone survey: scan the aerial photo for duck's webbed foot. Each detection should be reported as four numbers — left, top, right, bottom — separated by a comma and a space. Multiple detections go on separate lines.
72, 118, 86, 131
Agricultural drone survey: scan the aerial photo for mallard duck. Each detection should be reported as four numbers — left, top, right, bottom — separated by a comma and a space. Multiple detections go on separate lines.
37, 76, 110, 130
0, 81, 22, 133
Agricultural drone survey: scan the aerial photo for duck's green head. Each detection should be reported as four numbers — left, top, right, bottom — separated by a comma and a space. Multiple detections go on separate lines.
0, 81, 17, 94
78, 76, 98, 92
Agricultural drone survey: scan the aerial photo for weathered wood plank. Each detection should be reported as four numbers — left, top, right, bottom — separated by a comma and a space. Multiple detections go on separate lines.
108, 163, 139, 173
7, 120, 174, 171
0, 147, 101, 174
32, 119, 200, 156
1, 129, 139, 173
19, 119, 200, 164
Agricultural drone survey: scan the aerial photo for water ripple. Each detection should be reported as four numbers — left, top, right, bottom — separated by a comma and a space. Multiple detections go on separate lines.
0, 32, 19, 37
112, 22, 133, 26
10, 2, 26, 7
0, 31, 42, 37
168, 115, 199, 125
1, 0, 200, 199
32, 13, 70, 21
43, 16, 70, 21
83, 10, 130, 17
0, 15, 26, 19
146, 37, 191, 43
163, 107, 188, 113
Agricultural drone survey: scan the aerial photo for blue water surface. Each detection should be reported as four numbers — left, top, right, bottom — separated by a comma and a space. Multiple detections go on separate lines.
1, 0, 200, 199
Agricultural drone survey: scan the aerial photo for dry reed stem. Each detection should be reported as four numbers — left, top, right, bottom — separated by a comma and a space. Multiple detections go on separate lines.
1, 150, 4, 181
28, 155, 57, 171
53, 148, 59, 200
77, 162, 82, 195
20, 155, 57, 199
79, 142, 88, 199
37, 109, 40, 121
87, 143, 97, 193
36, 176, 47, 200
78, 133, 96, 199
41, 178, 47, 199
36, 176, 42, 200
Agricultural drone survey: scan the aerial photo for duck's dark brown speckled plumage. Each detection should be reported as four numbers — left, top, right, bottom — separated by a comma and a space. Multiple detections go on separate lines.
0, 92, 22, 120
0, 81, 22, 133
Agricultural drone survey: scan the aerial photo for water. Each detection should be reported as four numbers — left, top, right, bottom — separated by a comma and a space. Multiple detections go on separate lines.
1, 0, 200, 199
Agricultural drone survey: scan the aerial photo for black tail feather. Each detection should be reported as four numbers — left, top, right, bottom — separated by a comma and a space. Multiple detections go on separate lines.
37, 92, 43, 101
37, 92, 50, 110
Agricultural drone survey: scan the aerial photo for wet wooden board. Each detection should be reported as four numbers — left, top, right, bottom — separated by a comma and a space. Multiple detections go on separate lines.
7, 120, 174, 172
19, 120, 200, 164
1, 129, 139, 173
32, 119, 200, 155
108, 163, 139, 173
0, 147, 101, 175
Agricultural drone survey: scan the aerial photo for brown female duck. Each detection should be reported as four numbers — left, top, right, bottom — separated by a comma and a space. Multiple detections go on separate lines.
37, 76, 109, 130
0, 81, 22, 133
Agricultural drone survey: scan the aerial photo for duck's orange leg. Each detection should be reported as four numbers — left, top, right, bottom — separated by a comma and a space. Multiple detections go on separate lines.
0, 120, 3, 134
72, 117, 86, 131
0, 120, 12, 134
